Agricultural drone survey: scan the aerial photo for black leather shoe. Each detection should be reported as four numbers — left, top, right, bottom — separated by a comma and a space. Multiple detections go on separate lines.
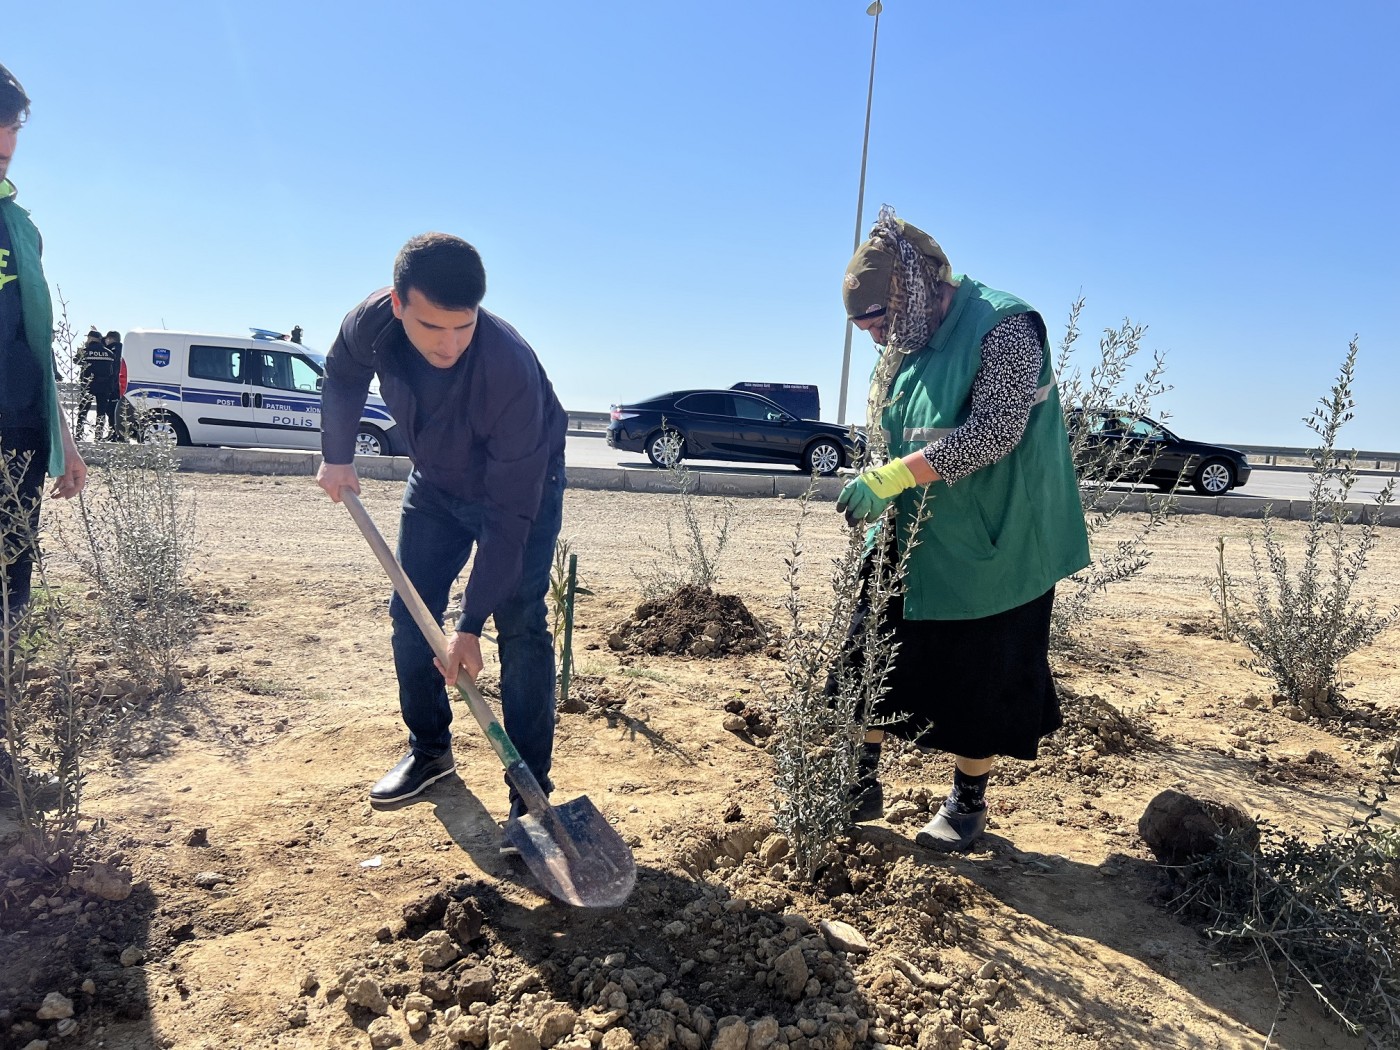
369, 751, 456, 804
915, 804, 987, 852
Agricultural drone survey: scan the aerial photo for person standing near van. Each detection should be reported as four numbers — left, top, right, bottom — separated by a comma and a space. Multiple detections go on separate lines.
0, 62, 87, 625
75, 328, 103, 439
93, 331, 124, 439
315, 234, 567, 849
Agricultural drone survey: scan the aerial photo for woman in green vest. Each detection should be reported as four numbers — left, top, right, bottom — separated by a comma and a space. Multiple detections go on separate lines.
1, 62, 88, 631
836, 208, 1089, 852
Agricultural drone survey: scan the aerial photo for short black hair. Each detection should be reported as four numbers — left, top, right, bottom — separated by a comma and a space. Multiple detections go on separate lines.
392, 233, 486, 311
0, 63, 31, 127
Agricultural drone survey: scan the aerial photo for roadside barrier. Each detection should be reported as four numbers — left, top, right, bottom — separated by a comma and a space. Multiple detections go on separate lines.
72, 443, 1400, 528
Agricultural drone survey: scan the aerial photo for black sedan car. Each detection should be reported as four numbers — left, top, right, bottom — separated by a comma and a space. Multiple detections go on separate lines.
607, 389, 860, 476
1068, 409, 1251, 495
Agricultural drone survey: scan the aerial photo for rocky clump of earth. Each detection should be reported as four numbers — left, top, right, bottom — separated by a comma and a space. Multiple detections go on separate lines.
1137, 789, 1260, 865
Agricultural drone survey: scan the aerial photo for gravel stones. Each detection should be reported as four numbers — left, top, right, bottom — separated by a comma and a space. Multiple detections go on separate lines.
711, 1017, 748, 1050
67, 861, 133, 901
818, 919, 869, 954
366, 1015, 404, 1047
35, 993, 73, 1020
446, 1014, 489, 1046
344, 975, 389, 1014
457, 965, 496, 1005
537, 1004, 579, 1047
415, 930, 460, 969
303, 830, 994, 1050
758, 834, 790, 866
884, 799, 922, 824
748, 1014, 780, 1047
773, 944, 809, 1000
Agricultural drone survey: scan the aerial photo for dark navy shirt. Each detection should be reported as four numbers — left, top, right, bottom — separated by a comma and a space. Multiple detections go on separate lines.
321, 289, 567, 635
0, 211, 43, 426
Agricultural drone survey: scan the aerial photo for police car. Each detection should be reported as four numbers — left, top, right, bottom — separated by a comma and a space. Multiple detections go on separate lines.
122, 328, 401, 456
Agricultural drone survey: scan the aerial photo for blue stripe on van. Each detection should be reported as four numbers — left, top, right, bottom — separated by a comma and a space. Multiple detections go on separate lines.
182, 389, 246, 407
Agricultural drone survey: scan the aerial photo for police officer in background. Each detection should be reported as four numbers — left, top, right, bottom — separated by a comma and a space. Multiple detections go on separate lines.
98, 331, 124, 439
77, 327, 121, 440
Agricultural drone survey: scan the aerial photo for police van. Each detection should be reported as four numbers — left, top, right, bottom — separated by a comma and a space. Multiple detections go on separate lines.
122, 328, 402, 456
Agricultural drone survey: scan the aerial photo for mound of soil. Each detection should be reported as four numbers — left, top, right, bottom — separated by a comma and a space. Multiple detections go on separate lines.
310, 821, 1005, 1050
611, 586, 766, 658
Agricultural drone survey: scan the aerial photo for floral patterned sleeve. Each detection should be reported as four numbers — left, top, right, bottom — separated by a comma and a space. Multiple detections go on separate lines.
923, 312, 1045, 485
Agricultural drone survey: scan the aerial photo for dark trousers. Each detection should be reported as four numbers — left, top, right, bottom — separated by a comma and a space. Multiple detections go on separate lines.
79, 381, 120, 439
389, 462, 565, 802
0, 428, 48, 620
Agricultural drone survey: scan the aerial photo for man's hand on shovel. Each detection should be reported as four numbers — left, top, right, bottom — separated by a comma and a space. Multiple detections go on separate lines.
436, 631, 484, 686
316, 461, 360, 503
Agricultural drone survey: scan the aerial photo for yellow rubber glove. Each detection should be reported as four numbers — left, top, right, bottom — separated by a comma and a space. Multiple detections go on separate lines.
835, 459, 918, 525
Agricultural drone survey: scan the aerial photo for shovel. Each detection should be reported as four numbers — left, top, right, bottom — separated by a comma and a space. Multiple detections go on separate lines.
342, 490, 636, 908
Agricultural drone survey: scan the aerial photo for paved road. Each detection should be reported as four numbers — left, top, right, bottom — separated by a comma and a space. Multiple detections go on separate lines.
566, 435, 1397, 505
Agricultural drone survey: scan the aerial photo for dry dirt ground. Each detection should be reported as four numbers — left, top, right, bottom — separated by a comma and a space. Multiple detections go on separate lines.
4, 474, 1400, 1050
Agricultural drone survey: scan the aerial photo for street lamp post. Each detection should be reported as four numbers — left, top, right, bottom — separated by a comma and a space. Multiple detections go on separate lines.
836, 0, 882, 427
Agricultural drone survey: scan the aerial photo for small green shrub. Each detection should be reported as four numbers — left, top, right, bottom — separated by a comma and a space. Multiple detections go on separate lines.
66, 442, 199, 694
1054, 296, 1175, 642
1228, 340, 1397, 716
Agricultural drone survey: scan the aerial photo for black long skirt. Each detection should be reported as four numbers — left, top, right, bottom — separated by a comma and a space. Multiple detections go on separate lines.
871, 586, 1060, 761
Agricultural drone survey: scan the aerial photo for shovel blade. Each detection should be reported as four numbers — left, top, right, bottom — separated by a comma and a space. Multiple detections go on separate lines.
505, 795, 636, 908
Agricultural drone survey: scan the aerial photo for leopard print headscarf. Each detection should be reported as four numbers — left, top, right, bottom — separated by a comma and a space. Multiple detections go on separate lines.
871, 205, 953, 355
860, 206, 957, 459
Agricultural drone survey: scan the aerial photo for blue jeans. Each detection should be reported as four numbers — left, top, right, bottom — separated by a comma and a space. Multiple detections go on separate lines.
389, 461, 565, 800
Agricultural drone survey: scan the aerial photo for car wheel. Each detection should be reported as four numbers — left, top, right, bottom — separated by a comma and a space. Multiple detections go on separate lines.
139, 411, 188, 447
645, 429, 684, 468
355, 425, 387, 457
803, 439, 843, 477
1192, 458, 1234, 495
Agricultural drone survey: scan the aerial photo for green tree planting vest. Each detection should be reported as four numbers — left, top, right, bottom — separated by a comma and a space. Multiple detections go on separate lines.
877, 277, 1089, 620
0, 179, 66, 477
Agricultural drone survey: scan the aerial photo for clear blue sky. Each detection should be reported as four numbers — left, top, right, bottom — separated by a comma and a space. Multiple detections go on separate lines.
8, 1, 1398, 448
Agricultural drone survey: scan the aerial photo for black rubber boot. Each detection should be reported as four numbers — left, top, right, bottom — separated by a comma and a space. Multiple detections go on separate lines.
915, 804, 987, 852
849, 740, 884, 822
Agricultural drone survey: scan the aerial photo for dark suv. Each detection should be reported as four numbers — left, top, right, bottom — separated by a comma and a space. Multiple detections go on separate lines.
607, 389, 860, 476
1068, 409, 1251, 495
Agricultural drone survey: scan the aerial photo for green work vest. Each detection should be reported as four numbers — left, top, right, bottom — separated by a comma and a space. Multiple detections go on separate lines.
876, 277, 1089, 620
0, 180, 66, 477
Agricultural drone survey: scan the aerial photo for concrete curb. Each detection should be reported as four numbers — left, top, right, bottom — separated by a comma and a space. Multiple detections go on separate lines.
75, 444, 1397, 525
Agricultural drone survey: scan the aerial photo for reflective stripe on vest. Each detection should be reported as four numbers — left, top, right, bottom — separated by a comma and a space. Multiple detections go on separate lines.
902, 381, 1056, 444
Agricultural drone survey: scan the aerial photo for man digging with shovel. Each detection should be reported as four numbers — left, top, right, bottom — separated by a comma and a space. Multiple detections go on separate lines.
316, 233, 567, 855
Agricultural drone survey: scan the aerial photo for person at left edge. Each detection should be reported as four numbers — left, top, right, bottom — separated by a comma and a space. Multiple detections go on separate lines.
315, 233, 567, 852
0, 60, 87, 632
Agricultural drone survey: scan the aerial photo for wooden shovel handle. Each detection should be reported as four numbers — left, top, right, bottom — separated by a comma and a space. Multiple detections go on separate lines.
340, 491, 551, 814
